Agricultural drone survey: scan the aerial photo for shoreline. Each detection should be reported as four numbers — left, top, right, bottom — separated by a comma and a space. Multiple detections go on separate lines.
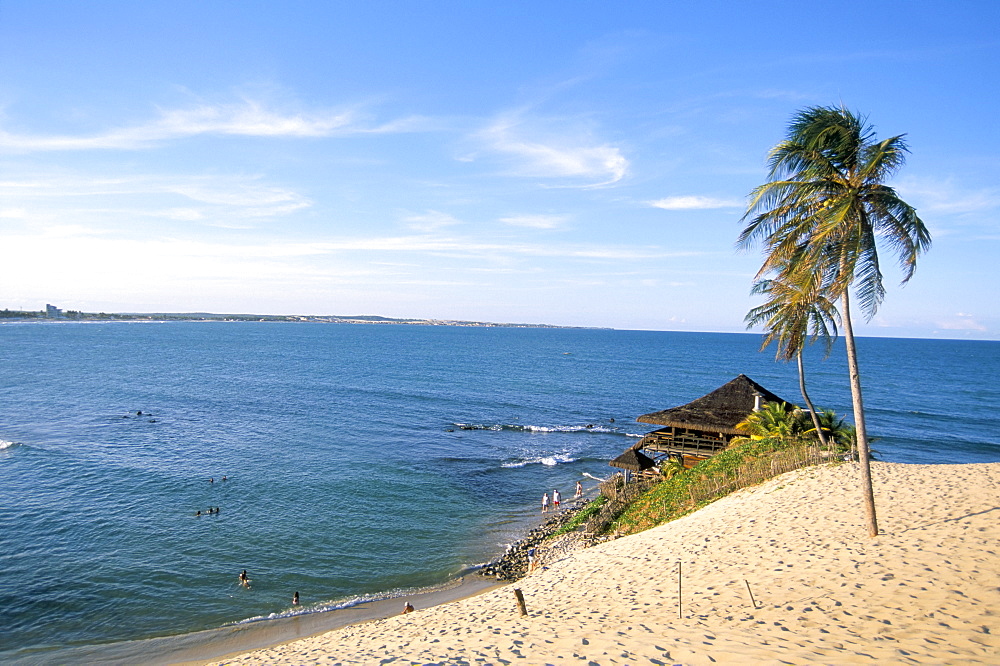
8, 575, 505, 666
205, 461, 1000, 664
7, 497, 596, 666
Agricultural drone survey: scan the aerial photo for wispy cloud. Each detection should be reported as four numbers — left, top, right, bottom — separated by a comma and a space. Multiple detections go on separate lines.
476, 114, 628, 187
0, 172, 311, 223
499, 214, 569, 229
897, 177, 1000, 215
937, 312, 987, 331
648, 195, 743, 210
0, 99, 423, 152
401, 210, 463, 232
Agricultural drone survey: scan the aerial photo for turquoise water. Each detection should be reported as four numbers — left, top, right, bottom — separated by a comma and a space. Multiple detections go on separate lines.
1, 322, 998, 659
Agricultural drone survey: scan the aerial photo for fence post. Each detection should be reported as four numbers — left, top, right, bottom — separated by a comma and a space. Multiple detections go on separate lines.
677, 561, 682, 619
513, 588, 528, 616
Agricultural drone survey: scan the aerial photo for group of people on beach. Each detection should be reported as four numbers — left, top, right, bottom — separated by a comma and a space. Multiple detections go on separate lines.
542, 480, 584, 513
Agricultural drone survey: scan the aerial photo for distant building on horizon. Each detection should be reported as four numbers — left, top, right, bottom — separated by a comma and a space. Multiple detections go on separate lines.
45, 304, 62, 318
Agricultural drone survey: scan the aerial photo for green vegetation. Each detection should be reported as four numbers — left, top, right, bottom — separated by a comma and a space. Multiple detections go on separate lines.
609, 436, 829, 537
553, 495, 607, 536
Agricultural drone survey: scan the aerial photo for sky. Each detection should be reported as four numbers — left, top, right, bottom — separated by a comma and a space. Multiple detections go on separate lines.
1, 1, 998, 339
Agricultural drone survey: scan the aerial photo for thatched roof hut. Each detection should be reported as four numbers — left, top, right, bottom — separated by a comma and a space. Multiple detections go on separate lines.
636, 374, 790, 436
622, 374, 792, 468
609, 446, 657, 472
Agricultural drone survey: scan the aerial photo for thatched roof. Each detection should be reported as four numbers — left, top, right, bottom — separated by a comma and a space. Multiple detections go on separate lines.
635, 374, 791, 436
609, 447, 657, 472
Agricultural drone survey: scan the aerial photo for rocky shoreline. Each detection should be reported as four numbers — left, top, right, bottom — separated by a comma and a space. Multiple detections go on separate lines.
477, 499, 591, 581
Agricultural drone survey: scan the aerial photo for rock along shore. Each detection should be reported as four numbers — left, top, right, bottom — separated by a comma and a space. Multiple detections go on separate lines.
478, 498, 590, 581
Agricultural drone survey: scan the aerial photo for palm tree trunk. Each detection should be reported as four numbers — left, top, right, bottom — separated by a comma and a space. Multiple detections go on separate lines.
841, 290, 879, 538
796, 350, 830, 451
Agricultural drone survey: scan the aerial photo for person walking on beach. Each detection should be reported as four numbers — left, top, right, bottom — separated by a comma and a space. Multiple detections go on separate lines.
553, 489, 561, 509
541, 492, 549, 513
575, 480, 583, 498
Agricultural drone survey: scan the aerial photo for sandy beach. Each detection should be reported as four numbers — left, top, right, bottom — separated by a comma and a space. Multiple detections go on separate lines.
206, 461, 999, 665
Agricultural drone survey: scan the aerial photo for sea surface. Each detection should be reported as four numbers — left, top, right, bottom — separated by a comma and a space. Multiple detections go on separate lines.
1, 322, 998, 660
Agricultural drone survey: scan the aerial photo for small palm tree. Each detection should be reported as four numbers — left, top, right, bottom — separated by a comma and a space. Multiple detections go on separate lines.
738, 106, 931, 537
734, 402, 807, 443
745, 260, 838, 452
659, 458, 685, 479
806, 408, 855, 456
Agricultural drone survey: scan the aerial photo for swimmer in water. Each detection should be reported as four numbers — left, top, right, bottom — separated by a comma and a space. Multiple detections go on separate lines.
239, 570, 250, 588
293, 591, 300, 605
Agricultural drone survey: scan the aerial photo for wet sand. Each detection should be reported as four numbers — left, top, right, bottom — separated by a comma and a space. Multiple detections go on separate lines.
206, 461, 1000, 664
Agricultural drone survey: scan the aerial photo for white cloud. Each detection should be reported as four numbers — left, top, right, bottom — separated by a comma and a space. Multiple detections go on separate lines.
0, 172, 311, 223
401, 210, 463, 232
897, 178, 1000, 215
0, 99, 421, 152
499, 214, 568, 229
477, 115, 628, 187
649, 196, 743, 210
937, 313, 987, 331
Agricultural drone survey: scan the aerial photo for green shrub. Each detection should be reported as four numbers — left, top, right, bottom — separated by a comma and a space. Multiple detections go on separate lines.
553, 495, 608, 536
611, 437, 820, 536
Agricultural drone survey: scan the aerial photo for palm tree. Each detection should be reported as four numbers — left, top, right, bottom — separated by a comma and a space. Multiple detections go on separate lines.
734, 401, 807, 442
738, 106, 931, 537
745, 261, 839, 452
810, 408, 855, 457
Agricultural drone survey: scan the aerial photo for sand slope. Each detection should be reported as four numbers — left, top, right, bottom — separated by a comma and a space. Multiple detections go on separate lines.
211, 462, 1000, 665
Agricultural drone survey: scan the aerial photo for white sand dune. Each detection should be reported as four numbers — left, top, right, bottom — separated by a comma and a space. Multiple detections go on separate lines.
210, 462, 1000, 665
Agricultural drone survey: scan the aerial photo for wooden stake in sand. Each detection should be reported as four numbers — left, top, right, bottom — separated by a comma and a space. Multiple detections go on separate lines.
513, 588, 528, 617
677, 561, 682, 619
744, 579, 759, 608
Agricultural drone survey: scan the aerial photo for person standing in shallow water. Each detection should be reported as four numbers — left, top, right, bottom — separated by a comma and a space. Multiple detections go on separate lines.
575, 480, 583, 498
292, 591, 299, 605
553, 489, 561, 509
541, 492, 549, 513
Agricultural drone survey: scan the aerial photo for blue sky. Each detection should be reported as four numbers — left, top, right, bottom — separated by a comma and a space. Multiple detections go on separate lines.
1, 1, 998, 339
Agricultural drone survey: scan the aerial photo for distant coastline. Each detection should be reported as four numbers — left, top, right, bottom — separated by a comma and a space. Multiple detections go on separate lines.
0, 308, 604, 329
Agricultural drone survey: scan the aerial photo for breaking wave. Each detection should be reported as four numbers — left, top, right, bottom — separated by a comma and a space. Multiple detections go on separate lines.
452, 422, 621, 434
501, 452, 577, 468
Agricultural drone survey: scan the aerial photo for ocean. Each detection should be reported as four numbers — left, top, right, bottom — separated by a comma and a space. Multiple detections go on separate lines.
1, 322, 997, 661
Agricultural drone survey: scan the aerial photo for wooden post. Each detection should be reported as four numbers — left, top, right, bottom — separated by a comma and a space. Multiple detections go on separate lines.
677, 561, 682, 619
513, 588, 528, 617
744, 579, 758, 608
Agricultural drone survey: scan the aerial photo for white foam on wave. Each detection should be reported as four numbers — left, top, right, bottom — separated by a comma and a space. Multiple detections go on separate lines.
501, 452, 576, 468
232, 577, 470, 625
0, 439, 18, 450
454, 422, 621, 434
